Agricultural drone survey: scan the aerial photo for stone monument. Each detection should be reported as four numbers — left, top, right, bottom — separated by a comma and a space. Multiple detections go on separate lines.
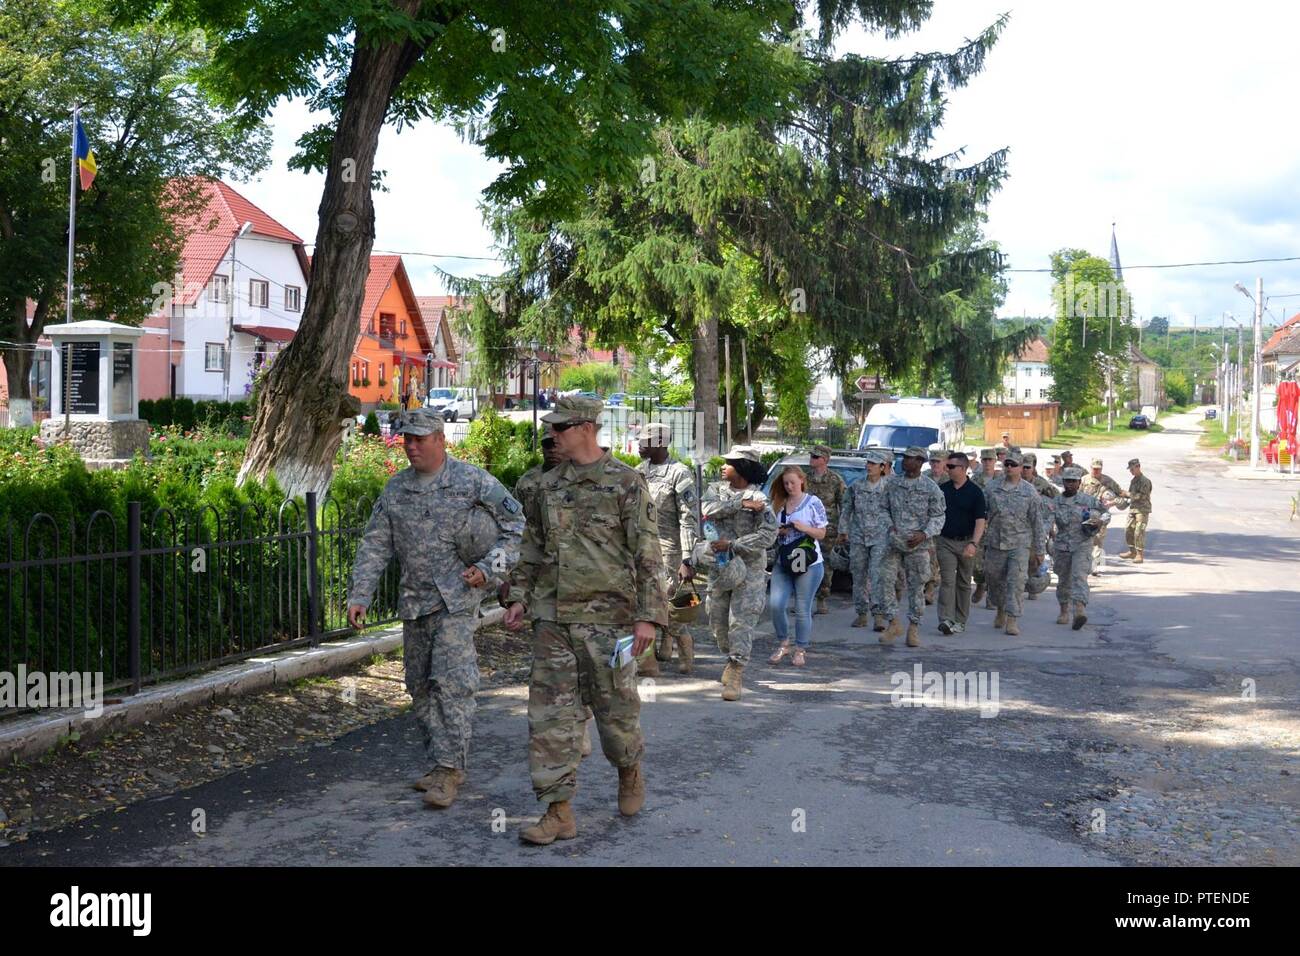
40, 321, 150, 469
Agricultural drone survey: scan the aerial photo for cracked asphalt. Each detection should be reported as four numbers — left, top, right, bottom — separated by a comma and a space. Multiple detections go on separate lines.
4, 409, 1297, 866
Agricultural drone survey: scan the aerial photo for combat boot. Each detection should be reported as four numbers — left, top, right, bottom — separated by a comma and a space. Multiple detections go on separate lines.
852, 613, 870, 628
638, 653, 660, 677
420, 767, 465, 809
1132, 552, 1144, 564
719, 659, 735, 685
1072, 602, 1088, 630
881, 618, 901, 645
1004, 616, 1020, 636
676, 634, 694, 674
1117, 550, 1134, 559
580, 719, 593, 758
993, 608, 1006, 629
1056, 604, 1070, 625
520, 800, 577, 845
617, 762, 645, 815
873, 614, 887, 632
815, 596, 829, 615
721, 663, 744, 701
655, 633, 673, 662
983, 596, 995, 610
1026, 590, 1039, 601
906, 623, 920, 647
972, 583, 986, 604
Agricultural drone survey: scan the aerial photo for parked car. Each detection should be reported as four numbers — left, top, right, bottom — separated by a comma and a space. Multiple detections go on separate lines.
1128, 414, 1150, 430
425, 386, 477, 422
1204, 408, 1218, 420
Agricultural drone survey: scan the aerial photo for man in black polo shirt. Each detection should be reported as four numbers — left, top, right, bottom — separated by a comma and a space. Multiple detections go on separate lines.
937, 452, 987, 635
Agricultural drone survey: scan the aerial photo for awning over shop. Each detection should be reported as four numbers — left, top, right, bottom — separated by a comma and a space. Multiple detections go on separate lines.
235, 324, 295, 343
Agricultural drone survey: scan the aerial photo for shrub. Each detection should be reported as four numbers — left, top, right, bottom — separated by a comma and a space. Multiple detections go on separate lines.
362, 412, 381, 436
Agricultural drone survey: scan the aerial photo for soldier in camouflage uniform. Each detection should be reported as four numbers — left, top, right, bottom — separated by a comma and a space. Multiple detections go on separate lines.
1080, 458, 1124, 573
1021, 452, 1059, 602
1116, 458, 1153, 563
921, 444, 948, 605
838, 447, 894, 630
878, 446, 946, 648
698, 445, 779, 701
1051, 465, 1110, 630
983, 450, 1047, 636
637, 423, 700, 673
807, 444, 847, 615
347, 408, 524, 810
970, 448, 998, 606
505, 396, 668, 845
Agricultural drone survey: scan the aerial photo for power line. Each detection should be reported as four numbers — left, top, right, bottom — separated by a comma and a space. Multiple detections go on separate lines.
1005, 254, 1300, 273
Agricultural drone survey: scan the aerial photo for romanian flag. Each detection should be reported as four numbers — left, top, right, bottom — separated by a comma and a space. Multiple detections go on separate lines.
74, 118, 97, 190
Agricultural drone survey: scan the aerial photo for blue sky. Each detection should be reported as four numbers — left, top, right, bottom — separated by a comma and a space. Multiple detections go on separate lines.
235, 0, 1300, 333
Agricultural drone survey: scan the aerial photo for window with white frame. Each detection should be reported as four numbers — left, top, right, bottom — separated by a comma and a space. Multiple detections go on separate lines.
1024, 388, 1031, 398
1040, 388, 1049, 399
205, 343, 225, 372
379, 363, 386, 387
249, 279, 269, 308
285, 285, 301, 311
208, 275, 229, 303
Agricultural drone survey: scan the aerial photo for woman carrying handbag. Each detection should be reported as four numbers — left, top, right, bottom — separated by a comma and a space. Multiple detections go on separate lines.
767, 465, 828, 667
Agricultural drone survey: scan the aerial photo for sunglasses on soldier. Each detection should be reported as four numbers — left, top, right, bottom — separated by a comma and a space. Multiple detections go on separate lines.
550, 420, 590, 432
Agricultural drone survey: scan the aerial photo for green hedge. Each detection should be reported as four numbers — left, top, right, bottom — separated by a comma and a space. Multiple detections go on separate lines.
138, 397, 253, 435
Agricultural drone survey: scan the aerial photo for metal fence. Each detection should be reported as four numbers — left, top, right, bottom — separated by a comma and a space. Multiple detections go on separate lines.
0, 493, 399, 700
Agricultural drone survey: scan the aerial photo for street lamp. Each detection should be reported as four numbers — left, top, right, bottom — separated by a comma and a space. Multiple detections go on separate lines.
223, 220, 254, 403
1233, 279, 1264, 469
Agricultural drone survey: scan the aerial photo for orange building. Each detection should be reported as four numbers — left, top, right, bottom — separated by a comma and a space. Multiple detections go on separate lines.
349, 256, 432, 410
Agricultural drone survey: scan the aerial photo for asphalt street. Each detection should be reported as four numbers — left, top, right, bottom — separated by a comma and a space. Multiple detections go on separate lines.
5, 410, 1298, 866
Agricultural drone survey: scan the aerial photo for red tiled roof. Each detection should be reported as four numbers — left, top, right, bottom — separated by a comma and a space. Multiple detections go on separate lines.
1016, 337, 1050, 363
168, 177, 305, 307
1263, 313, 1300, 355
234, 324, 295, 343
1264, 324, 1300, 358
360, 255, 402, 323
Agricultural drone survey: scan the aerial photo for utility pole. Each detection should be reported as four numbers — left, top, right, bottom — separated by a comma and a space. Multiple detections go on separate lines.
1236, 323, 1244, 444
1251, 278, 1263, 469
740, 338, 752, 445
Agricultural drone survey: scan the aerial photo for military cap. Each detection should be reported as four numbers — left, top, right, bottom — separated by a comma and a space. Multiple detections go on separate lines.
1050, 454, 1061, 463
395, 407, 445, 436
902, 445, 928, 459
1001, 431, 1011, 438
1004, 451, 1023, 466
1021, 452, 1037, 467
722, 444, 761, 463
995, 446, 1008, 456
1127, 458, 1141, 468
640, 422, 672, 447
1009, 445, 1023, 456
811, 444, 833, 459
540, 421, 555, 442
542, 394, 603, 424
1060, 449, 1075, 459
867, 448, 892, 465
928, 443, 946, 458
1091, 457, 1104, 468
1061, 465, 1085, 480
980, 447, 997, 460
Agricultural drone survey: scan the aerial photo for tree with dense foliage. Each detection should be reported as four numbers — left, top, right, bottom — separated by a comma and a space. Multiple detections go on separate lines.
1047, 248, 1135, 414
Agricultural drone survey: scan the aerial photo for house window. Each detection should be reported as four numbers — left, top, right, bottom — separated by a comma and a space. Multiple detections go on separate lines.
1024, 388, 1031, 399
351, 362, 359, 386
208, 275, 229, 303
379, 363, 386, 387
400, 319, 407, 337
379, 313, 396, 339
1040, 388, 1049, 399
285, 285, 301, 311
361, 360, 369, 384
205, 343, 225, 372
249, 279, 269, 308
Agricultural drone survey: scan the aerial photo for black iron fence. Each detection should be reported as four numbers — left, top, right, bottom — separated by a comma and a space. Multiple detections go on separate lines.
1, 493, 399, 700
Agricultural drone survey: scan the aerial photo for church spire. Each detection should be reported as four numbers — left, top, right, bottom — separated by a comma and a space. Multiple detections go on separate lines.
1109, 222, 1123, 281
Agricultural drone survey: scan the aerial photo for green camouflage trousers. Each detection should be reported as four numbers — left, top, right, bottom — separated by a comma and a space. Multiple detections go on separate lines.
849, 539, 888, 616
708, 563, 769, 665
528, 620, 643, 804
985, 546, 1030, 619
656, 560, 689, 660
1126, 513, 1149, 553
880, 546, 930, 625
1052, 547, 1092, 606
403, 609, 480, 771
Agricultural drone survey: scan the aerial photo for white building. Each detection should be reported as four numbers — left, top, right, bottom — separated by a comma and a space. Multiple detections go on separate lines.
140, 178, 310, 402
999, 337, 1054, 403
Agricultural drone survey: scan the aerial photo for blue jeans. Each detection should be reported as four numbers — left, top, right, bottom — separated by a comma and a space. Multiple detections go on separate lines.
770, 560, 825, 648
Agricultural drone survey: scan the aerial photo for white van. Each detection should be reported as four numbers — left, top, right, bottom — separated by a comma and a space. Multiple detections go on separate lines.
425, 386, 477, 422
857, 397, 965, 453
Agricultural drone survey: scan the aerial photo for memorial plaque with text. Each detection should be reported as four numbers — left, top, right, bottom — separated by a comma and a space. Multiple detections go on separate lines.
64, 342, 100, 415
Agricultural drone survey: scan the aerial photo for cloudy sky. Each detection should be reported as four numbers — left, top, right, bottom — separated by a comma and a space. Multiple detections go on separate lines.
236, 0, 1300, 334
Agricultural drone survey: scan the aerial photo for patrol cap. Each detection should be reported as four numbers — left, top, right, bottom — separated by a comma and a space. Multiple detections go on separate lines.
867, 448, 893, 465
902, 445, 928, 459
1127, 458, 1141, 468
639, 422, 672, 447
1004, 451, 1023, 466
395, 407, 445, 436
1001, 431, 1010, 439
1021, 452, 1037, 467
995, 446, 1008, 457
1050, 454, 1062, 464
1061, 465, 1085, 480
811, 444, 833, 459
980, 447, 997, 460
1060, 449, 1075, 459
1091, 458, 1104, 468
540, 422, 555, 443
542, 394, 603, 424
722, 444, 762, 464
928, 443, 946, 459
1009, 445, 1023, 456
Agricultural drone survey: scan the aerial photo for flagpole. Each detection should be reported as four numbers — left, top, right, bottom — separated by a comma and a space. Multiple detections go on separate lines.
64, 103, 79, 434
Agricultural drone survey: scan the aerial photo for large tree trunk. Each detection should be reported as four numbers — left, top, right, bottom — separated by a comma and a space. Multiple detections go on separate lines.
693, 313, 720, 458
237, 4, 426, 498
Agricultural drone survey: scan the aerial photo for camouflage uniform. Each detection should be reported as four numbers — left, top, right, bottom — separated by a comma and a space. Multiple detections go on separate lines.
879, 471, 946, 625
970, 452, 999, 595
637, 456, 700, 657
838, 470, 893, 617
1052, 489, 1108, 607
507, 450, 668, 805
806, 464, 847, 602
1080, 468, 1123, 569
700, 481, 778, 664
1022, 454, 1059, 600
348, 455, 524, 771
983, 476, 1047, 620
1122, 472, 1153, 555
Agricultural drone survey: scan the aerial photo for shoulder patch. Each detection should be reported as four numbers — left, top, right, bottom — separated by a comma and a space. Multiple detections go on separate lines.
503, 495, 521, 514
681, 487, 696, 504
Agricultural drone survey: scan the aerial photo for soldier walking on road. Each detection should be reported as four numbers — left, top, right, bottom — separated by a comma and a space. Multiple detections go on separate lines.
698, 446, 779, 701
347, 408, 524, 810
1117, 458, 1153, 563
970, 448, 999, 607
504, 396, 668, 846
1021, 452, 1058, 602
637, 423, 701, 673
983, 450, 1046, 637
878, 446, 946, 648
1080, 458, 1123, 574
838, 448, 894, 630
807, 444, 847, 615
1051, 465, 1110, 629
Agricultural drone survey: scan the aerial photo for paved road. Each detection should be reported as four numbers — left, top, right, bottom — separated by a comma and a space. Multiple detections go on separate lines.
6, 410, 1298, 866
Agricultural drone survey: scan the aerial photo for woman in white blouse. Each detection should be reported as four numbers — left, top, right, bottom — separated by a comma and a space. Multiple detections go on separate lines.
767, 465, 828, 667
